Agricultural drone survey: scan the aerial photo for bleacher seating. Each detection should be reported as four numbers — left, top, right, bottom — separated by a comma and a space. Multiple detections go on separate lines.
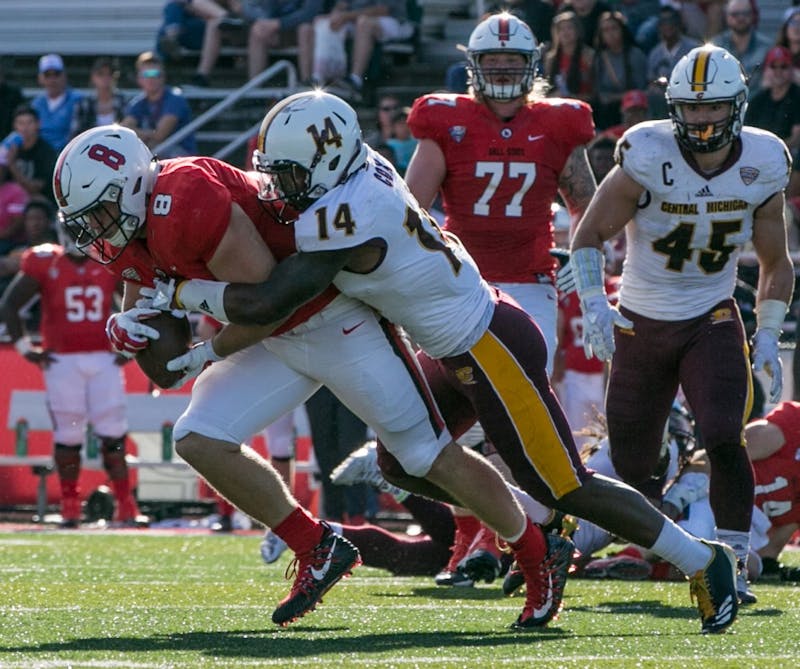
0, 0, 163, 56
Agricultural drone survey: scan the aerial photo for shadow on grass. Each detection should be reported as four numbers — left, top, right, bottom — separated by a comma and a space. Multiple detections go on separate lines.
567, 599, 785, 623
0, 627, 572, 659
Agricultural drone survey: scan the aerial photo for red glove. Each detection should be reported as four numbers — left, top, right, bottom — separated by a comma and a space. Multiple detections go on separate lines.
106, 308, 161, 358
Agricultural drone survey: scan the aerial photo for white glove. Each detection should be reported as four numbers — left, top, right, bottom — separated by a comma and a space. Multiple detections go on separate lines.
555, 262, 575, 294
137, 279, 185, 317
580, 293, 633, 361
662, 471, 710, 513
752, 328, 782, 403
106, 308, 161, 358
165, 340, 224, 388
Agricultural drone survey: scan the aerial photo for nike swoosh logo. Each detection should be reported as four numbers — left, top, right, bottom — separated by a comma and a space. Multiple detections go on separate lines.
533, 573, 554, 616
310, 537, 336, 580
528, 134, 545, 142
342, 320, 366, 335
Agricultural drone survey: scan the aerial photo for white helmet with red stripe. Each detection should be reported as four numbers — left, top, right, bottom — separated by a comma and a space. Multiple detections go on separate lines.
665, 45, 748, 153
53, 125, 155, 263
466, 12, 539, 101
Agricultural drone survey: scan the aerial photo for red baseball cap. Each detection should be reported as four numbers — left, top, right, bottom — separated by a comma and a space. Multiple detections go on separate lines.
621, 90, 648, 112
764, 46, 792, 67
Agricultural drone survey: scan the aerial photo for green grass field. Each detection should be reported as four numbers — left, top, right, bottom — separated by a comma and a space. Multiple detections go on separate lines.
0, 529, 798, 669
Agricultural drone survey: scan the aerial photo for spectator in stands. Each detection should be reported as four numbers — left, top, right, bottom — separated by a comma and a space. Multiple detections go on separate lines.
585, 133, 616, 183
591, 11, 648, 131
0, 214, 145, 529
0, 198, 55, 310
601, 88, 651, 140
30, 54, 83, 153
543, 10, 596, 102
0, 171, 28, 256
745, 46, 800, 155
775, 7, 800, 87
245, 0, 325, 81
157, 0, 231, 63
0, 59, 23, 140
303, 0, 415, 101
556, 0, 613, 49
616, 0, 661, 48
487, 0, 555, 44
363, 93, 400, 146
71, 57, 128, 138
711, 0, 771, 93
385, 106, 416, 175
646, 6, 701, 85
121, 52, 197, 157
0, 105, 58, 205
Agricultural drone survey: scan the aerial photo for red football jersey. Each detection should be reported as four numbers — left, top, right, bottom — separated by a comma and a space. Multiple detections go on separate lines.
408, 94, 595, 283
753, 402, 800, 527
21, 244, 118, 353
107, 157, 336, 334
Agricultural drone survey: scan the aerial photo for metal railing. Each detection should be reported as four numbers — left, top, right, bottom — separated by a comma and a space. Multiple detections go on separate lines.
153, 60, 298, 162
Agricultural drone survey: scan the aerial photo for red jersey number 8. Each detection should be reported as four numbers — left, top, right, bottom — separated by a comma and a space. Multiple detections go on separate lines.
88, 144, 126, 171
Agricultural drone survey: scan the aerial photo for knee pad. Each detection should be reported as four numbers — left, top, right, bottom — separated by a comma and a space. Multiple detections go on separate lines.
100, 436, 129, 480
54, 443, 82, 481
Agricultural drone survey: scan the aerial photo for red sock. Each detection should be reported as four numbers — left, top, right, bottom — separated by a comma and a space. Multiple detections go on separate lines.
217, 499, 234, 517
509, 518, 546, 568
109, 478, 141, 520
60, 479, 79, 500
272, 506, 324, 555
453, 514, 481, 543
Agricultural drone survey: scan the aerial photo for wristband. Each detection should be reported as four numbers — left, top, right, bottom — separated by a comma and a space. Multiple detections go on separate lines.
175, 279, 230, 323
14, 336, 33, 356
570, 246, 606, 300
755, 299, 788, 335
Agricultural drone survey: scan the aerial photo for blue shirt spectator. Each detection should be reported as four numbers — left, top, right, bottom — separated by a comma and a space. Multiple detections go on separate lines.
121, 51, 196, 157
29, 54, 83, 152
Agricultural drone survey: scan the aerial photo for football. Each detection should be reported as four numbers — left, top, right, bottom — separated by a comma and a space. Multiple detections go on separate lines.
135, 311, 193, 389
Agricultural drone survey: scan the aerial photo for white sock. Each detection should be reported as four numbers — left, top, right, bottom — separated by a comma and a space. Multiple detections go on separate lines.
650, 519, 713, 575
327, 521, 343, 535
501, 517, 527, 544
716, 529, 749, 568
349, 73, 363, 87
507, 483, 552, 524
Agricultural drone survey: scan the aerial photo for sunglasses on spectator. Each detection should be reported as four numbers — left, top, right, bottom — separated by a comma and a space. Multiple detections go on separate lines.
728, 10, 752, 18
140, 68, 163, 78
770, 63, 791, 70
380, 104, 399, 112
42, 70, 63, 77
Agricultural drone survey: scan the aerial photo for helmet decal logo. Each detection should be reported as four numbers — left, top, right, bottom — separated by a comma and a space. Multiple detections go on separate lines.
306, 117, 343, 157
497, 16, 510, 44
87, 144, 126, 170
689, 51, 715, 94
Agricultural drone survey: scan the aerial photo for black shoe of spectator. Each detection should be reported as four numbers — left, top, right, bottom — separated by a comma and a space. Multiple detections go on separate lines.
159, 32, 183, 62
219, 15, 248, 33
339, 77, 364, 105
190, 73, 211, 88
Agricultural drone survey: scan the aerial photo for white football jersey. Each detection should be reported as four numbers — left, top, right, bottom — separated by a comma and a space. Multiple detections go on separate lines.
616, 121, 790, 320
294, 146, 494, 358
